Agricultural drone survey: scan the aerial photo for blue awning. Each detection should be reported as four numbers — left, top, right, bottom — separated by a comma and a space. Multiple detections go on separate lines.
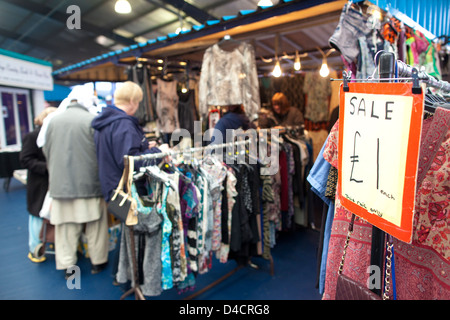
44, 84, 72, 101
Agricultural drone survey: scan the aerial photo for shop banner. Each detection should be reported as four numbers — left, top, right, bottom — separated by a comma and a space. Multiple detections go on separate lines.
0, 53, 53, 91
338, 82, 424, 243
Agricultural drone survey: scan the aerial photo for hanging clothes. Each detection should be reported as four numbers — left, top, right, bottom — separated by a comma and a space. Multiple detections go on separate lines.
177, 89, 198, 137
116, 141, 291, 297
156, 78, 179, 135
198, 42, 260, 119
116, 190, 163, 297
128, 65, 156, 125
303, 72, 332, 124
321, 108, 450, 300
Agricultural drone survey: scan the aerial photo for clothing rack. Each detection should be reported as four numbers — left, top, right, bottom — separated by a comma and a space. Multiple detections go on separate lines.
130, 139, 251, 162
395, 60, 450, 93
339, 53, 450, 95
122, 138, 275, 300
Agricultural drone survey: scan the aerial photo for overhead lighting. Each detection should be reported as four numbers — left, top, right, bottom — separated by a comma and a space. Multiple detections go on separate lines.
294, 57, 301, 71
293, 51, 308, 71
175, 27, 188, 34
181, 83, 188, 93
317, 47, 335, 78
257, 0, 273, 7
115, 0, 132, 14
272, 60, 282, 77
95, 35, 114, 47
134, 36, 148, 44
319, 60, 330, 77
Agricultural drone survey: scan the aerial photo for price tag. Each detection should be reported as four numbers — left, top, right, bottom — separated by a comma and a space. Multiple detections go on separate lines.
338, 82, 424, 243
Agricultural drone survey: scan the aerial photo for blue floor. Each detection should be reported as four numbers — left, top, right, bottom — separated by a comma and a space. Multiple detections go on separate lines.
0, 178, 323, 300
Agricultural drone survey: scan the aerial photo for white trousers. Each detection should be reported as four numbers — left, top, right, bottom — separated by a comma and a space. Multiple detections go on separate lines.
53, 198, 109, 270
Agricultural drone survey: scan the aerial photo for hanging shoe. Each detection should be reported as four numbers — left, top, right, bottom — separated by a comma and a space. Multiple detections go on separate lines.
28, 252, 46, 263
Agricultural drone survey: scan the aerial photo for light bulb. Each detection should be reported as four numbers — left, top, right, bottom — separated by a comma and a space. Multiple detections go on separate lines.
257, 0, 273, 6
176, 27, 188, 34
294, 58, 301, 71
319, 62, 329, 77
115, 0, 131, 14
273, 61, 282, 77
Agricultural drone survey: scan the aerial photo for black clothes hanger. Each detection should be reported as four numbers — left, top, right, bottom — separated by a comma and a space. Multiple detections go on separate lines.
424, 88, 450, 113
217, 35, 243, 52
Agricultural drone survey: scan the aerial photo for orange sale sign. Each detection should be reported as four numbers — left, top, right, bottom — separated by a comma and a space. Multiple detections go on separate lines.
338, 82, 424, 243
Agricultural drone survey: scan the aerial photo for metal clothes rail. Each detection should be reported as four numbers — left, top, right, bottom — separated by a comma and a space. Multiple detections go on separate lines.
128, 139, 251, 162
396, 60, 450, 93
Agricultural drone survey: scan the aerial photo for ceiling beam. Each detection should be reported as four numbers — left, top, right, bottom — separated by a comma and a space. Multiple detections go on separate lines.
280, 35, 321, 63
147, 0, 217, 24
0, 27, 108, 65
2, 0, 136, 46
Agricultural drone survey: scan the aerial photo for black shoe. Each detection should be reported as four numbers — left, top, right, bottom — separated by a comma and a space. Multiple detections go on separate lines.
91, 262, 107, 274
65, 269, 74, 280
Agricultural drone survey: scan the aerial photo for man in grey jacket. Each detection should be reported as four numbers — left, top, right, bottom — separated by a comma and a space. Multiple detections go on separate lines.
43, 100, 109, 278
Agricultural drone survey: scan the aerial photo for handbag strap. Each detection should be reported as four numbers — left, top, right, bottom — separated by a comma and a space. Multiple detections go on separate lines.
338, 214, 356, 275
338, 214, 395, 300
111, 156, 135, 200
110, 159, 130, 201
383, 236, 394, 300
126, 156, 134, 196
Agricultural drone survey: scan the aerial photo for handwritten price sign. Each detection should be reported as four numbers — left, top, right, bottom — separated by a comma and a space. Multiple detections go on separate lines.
338, 82, 424, 243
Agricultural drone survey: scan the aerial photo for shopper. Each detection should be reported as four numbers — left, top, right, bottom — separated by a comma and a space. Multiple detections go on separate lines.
42, 100, 109, 278
91, 81, 164, 285
210, 104, 255, 145
20, 107, 57, 263
271, 92, 304, 127
91, 81, 163, 203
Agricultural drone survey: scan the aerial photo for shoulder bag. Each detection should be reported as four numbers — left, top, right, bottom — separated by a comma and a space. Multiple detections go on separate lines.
107, 157, 138, 226
335, 214, 394, 300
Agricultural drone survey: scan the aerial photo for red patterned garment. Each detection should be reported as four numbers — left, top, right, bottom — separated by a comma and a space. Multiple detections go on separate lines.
322, 108, 450, 300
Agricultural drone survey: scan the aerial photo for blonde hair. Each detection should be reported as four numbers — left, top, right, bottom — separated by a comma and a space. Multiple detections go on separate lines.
114, 81, 143, 105
34, 107, 57, 126
272, 92, 290, 114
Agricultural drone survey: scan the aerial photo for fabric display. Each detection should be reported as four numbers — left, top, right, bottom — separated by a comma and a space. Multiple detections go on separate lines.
115, 159, 262, 296
308, 101, 450, 299
115, 129, 314, 296
198, 42, 261, 119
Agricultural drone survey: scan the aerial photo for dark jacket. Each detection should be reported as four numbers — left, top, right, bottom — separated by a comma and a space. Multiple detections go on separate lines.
20, 127, 48, 217
92, 105, 160, 202
211, 112, 255, 144
274, 107, 304, 127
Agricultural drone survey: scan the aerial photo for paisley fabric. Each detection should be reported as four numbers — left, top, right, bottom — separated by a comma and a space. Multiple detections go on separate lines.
322, 109, 450, 300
